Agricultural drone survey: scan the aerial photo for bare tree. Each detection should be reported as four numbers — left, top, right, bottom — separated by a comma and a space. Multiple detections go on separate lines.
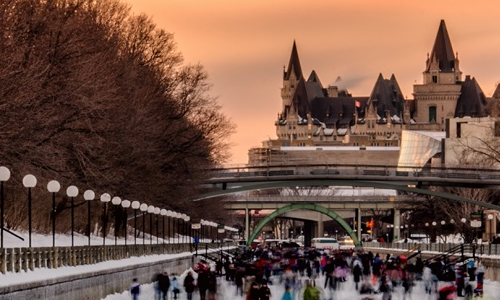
0, 0, 235, 236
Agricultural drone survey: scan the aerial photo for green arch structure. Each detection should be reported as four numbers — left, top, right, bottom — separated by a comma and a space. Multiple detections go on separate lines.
247, 203, 361, 247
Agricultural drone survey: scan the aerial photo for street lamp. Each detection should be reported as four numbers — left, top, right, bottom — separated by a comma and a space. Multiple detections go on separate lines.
461, 218, 467, 243
147, 205, 155, 245
47, 180, 60, 247
121, 200, 130, 245
131, 201, 140, 245
139, 204, 148, 244
181, 213, 187, 243
0, 166, 10, 248
111, 196, 122, 245
154, 207, 160, 244
185, 215, 190, 244
83, 190, 95, 246
66, 185, 79, 247
22, 174, 37, 248
488, 214, 494, 242
161, 209, 167, 244
166, 210, 173, 243
100, 193, 111, 245
176, 213, 182, 243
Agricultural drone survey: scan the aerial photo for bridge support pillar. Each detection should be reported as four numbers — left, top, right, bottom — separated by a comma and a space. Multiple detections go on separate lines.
245, 208, 250, 241
356, 209, 361, 242
317, 212, 324, 238
393, 209, 401, 241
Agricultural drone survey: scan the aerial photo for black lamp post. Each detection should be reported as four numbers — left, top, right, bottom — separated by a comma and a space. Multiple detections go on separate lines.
83, 190, 95, 246
66, 185, 79, 247
121, 200, 131, 246
185, 215, 191, 243
0, 166, 10, 249
154, 207, 160, 244
131, 201, 140, 245
167, 210, 174, 243
46, 180, 60, 247
148, 205, 155, 245
161, 209, 167, 243
111, 196, 122, 245
140, 204, 148, 245
176, 213, 181, 244
22, 174, 37, 248
100, 193, 111, 246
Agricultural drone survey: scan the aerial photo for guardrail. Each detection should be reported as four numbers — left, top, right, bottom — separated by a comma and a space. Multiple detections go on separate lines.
208, 163, 500, 182
0, 243, 199, 274
363, 241, 500, 256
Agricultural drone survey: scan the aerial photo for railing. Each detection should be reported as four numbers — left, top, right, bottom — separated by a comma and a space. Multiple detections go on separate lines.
363, 241, 500, 256
0, 243, 199, 274
208, 163, 500, 184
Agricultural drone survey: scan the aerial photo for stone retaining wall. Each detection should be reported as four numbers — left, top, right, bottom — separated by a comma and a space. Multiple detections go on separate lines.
0, 253, 196, 300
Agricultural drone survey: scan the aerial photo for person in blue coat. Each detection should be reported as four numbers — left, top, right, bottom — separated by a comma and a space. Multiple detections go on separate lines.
170, 274, 180, 299
129, 278, 140, 300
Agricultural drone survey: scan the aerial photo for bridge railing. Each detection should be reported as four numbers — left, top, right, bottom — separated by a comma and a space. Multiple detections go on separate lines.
209, 163, 500, 182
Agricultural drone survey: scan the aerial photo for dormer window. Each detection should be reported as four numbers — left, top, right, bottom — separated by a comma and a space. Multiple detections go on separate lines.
432, 75, 438, 83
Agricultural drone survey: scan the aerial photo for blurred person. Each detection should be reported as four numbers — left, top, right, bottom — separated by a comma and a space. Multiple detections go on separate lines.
158, 271, 171, 300
129, 278, 140, 300
303, 279, 320, 300
259, 279, 271, 300
247, 281, 260, 300
207, 271, 217, 300
282, 285, 293, 300
474, 263, 485, 297
183, 271, 196, 300
170, 274, 180, 300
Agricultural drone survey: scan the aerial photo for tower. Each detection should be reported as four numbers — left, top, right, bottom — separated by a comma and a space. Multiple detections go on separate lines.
280, 40, 303, 121
412, 20, 462, 128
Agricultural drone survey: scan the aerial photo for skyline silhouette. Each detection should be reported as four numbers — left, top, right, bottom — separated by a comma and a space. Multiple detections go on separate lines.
127, 0, 500, 164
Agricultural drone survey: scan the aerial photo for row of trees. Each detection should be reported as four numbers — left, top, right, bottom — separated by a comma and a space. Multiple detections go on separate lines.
0, 0, 236, 236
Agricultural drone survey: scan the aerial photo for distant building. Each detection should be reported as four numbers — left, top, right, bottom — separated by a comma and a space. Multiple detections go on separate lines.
248, 20, 496, 167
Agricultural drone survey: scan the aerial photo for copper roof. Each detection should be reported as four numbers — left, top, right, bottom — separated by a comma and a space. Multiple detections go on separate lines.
426, 20, 456, 72
284, 41, 303, 80
455, 76, 487, 118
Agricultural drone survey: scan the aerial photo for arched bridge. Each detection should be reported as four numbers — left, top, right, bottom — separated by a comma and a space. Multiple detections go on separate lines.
198, 164, 500, 245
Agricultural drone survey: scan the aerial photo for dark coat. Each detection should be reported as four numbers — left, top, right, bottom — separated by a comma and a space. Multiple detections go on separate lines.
158, 273, 170, 292
184, 274, 196, 293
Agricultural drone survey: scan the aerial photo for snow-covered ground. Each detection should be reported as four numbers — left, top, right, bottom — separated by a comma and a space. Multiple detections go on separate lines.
102, 268, 500, 300
1, 232, 500, 300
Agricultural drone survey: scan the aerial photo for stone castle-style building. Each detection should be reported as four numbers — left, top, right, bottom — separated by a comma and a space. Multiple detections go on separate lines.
248, 20, 497, 166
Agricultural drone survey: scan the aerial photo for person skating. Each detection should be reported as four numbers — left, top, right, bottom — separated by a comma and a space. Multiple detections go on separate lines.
183, 271, 196, 300
158, 271, 171, 300
170, 274, 180, 300
259, 280, 271, 300
129, 278, 140, 300
303, 279, 320, 300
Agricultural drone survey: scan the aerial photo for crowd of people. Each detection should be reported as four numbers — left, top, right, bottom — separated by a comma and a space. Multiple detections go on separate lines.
128, 245, 487, 300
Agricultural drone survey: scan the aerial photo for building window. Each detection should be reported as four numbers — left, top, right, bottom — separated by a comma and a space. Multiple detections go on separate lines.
432, 75, 437, 83
429, 106, 437, 122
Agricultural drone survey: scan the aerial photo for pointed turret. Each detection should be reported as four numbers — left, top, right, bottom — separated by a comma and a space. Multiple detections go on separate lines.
426, 20, 457, 73
284, 41, 303, 80
369, 73, 405, 123
455, 76, 488, 118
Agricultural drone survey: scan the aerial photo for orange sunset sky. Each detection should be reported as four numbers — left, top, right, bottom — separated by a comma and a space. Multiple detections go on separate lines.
126, 0, 500, 165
